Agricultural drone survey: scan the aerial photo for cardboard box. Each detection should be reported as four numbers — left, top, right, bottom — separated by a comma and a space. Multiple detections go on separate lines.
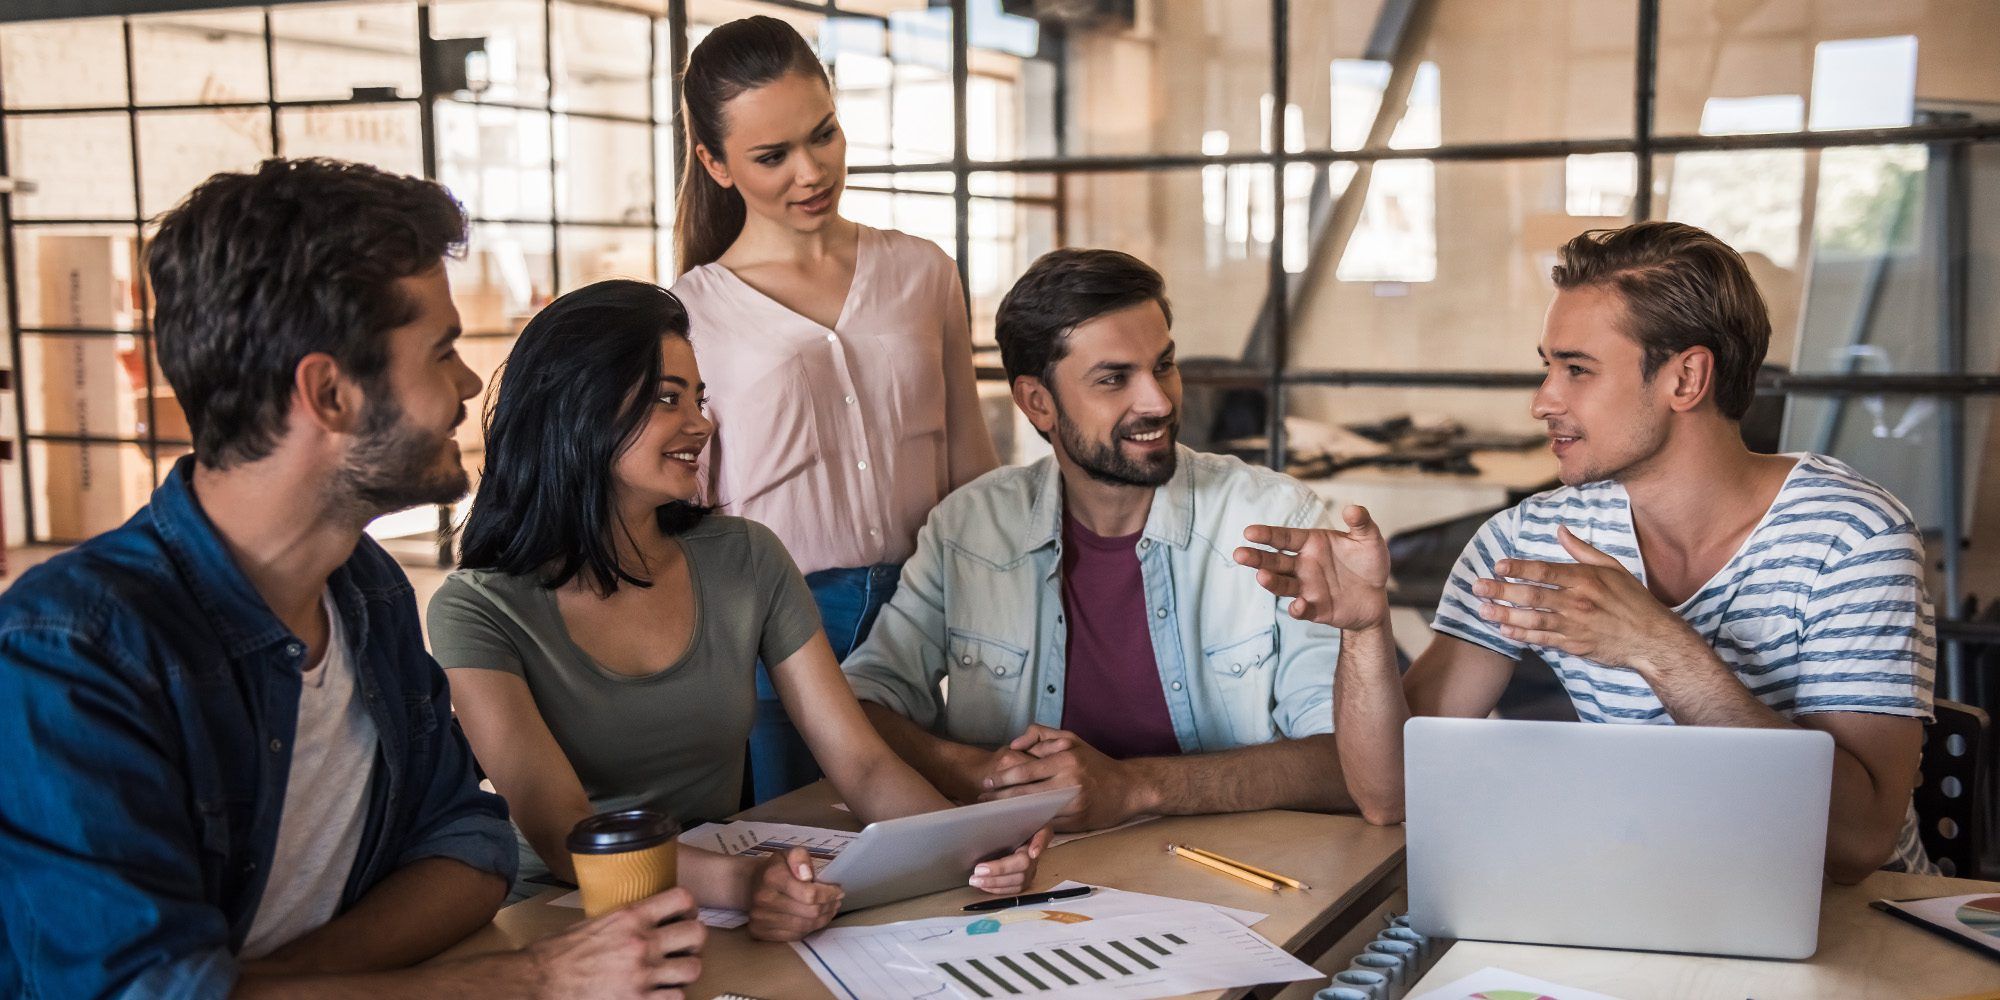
36, 234, 145, 541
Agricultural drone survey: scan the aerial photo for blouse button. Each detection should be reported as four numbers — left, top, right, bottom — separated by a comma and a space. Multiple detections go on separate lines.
825, 332, 837, 342
845, 394, 856, 405
1155, 608, 1168, 619
961, 654, 974, 665
268, 738, 283, 753
993, 665, 1008, 677
1171, 681, 1184, 691
1232, 664, 1245, 675
856, 460, 868, 471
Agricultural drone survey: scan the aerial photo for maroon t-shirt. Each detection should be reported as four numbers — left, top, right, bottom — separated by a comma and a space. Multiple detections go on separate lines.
1059, 511, 1182, 760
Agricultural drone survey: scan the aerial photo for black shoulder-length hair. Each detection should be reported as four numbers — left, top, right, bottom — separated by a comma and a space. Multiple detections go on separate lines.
458, 279, 711, 595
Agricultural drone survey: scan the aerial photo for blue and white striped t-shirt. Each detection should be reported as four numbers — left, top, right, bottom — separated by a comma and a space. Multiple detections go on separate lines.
1433, 452, 1938, 873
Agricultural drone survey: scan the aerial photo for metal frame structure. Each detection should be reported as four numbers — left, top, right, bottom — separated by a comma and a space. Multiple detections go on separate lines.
1, 0, 1996, 689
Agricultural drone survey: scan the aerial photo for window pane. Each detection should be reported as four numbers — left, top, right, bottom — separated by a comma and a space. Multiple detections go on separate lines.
557, 225, 657, 293
436, 101, 554, 221
1651, 142, 2000, 375
7, 114, 136, 220
1, 19, 128, 110
966, 167, 1273, 364
270, 3, 421, 102
430, 0, 550, 106
825, 9, 954, 166
12, 226, 142, 331
129, 10, 268, 106
1290, 0, 1636, 151
1284, 157, 1630, 372
556, 116, 654, 223
1782, 396, 1989, 540
1656, 1, 2000, 136
136, 109, 274, 216
28, 441, 155, 543
1280, 385, 1558, 538
1009, 0, 1269, 158
841, 183, 954, 253
452, 222, 554, 334
277, 105, 423, 176
554, 1, 652, 117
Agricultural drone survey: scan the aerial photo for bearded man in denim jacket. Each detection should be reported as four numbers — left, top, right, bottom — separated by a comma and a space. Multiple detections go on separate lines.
0, 159, 704, 999
844, 249, 1357, 833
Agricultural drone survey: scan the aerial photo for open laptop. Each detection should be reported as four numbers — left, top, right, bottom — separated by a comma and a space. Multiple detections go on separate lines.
1405, 717, 1834, 960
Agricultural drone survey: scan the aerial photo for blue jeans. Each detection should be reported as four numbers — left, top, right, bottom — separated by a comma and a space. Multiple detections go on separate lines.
748, 563, 903, 804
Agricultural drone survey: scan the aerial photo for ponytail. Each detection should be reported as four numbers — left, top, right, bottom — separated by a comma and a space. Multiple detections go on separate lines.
673, 15, 829, 274
674, 139, 746, 273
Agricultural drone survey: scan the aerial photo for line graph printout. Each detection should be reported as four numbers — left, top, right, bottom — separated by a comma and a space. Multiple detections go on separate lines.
789, 883, 1269, 1000
901, 907, 1320, 1000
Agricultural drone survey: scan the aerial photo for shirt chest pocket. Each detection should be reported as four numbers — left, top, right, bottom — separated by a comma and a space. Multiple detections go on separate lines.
945, 629, 1029, 748
1199, 627, 1277, 747
1716, 613, 1800, 681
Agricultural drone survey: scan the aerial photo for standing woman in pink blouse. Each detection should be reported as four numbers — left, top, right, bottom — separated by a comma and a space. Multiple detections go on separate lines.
671, 16, 999, 803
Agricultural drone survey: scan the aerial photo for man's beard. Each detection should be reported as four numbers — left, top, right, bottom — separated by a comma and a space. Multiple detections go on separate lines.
331, 388, 469, 517
1055, 406, 1179, 488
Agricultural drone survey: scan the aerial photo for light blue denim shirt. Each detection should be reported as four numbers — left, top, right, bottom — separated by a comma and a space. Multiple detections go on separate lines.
843, 445, 1339, 752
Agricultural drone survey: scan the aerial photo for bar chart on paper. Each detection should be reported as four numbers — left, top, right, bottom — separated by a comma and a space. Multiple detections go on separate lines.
900, 906, 1320, 999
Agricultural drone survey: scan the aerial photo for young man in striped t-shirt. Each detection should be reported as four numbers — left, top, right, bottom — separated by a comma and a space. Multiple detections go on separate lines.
1236, 221, 1936, 882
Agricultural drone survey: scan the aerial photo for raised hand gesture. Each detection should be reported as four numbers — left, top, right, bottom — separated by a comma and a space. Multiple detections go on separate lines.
1233, 504, 1392, 631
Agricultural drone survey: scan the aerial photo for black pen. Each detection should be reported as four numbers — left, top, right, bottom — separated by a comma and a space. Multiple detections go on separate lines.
962, 885, 1095, 912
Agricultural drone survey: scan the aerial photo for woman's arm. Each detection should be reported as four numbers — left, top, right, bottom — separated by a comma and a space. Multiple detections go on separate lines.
768, 633, 954, 822
769, 633, 1049, 896
938, 260, 1000, 487
444, 669, 596, 884
446, 668, 801, 914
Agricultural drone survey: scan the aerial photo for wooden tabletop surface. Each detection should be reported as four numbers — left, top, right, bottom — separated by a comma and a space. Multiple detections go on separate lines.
436, 781, 1406, 1000
1405, 869, 2000, 1000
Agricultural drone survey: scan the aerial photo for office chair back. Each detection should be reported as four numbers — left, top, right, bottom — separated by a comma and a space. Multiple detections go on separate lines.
1917, 698, 1990, 878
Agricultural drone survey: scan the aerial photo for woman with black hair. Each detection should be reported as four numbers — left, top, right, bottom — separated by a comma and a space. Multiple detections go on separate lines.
427, 280, 1043, 941
670, 15, 999, 803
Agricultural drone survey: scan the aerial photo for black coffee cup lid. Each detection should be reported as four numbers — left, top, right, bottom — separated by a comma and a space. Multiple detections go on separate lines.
567, 809, 679, 854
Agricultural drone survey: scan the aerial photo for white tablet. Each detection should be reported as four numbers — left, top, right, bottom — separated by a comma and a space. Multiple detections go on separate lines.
817, 786, 1080, 911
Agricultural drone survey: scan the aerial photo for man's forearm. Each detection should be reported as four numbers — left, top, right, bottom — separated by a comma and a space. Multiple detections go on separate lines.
246, 858, 506, 978
1334, 625, 1409, 825
236, 951, 539, 1000
1642, 645, 1900, 882
1128, 734, 1351, 817
860, 701, 990, 802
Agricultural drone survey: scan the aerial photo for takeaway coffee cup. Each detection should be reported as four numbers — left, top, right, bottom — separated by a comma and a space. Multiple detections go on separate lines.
567, 809, 680, 918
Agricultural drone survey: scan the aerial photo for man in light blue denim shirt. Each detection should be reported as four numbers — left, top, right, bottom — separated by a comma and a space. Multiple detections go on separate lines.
0, 160, 703, 999
845, 249, 1354, 833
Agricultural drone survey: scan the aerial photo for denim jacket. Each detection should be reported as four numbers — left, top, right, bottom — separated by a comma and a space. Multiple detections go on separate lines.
0, 458, 515, 1000
843, 445, 1339, 752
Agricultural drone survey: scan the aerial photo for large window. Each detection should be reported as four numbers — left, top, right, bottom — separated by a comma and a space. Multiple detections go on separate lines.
2, 0, 1997, 696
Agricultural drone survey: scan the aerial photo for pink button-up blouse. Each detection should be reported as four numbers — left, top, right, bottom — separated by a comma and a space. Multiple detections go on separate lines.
672, 224, 999, 575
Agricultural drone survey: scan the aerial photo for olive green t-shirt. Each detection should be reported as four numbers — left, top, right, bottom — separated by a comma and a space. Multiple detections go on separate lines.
427, 515, 821, 885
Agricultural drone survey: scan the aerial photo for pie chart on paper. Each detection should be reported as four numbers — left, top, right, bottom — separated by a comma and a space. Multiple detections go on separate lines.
1955, 896, 2000, 938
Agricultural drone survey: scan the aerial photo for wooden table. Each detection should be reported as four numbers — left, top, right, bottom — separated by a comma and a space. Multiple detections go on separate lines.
437, 782, 1405, 999
1404, 870, 2000, 999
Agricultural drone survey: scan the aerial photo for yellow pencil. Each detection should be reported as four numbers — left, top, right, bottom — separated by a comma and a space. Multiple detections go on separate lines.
1166, 843, 1281, 891
1178, 843, 1312, 890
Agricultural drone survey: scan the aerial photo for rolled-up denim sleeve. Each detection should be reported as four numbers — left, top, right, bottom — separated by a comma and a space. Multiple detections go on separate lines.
0, 626, 241, 1000
1270, 495, 1341, 738
393, 656, 518, 882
